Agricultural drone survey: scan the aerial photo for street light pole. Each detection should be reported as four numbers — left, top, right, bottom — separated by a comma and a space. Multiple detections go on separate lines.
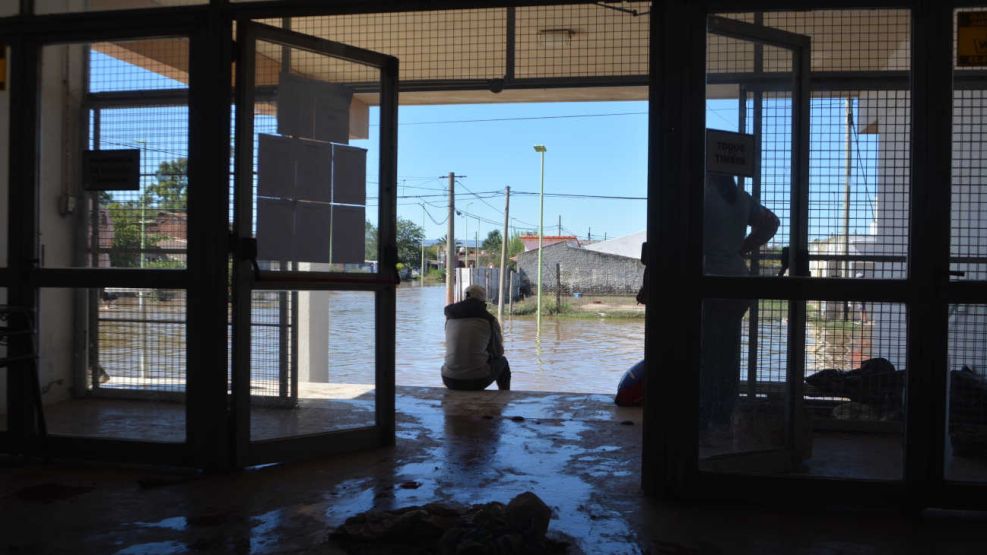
533, 145, 547, 335
421, 202, 426, 285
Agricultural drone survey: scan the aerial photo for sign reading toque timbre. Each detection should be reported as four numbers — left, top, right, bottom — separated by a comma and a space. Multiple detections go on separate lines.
706, 129, 756, 177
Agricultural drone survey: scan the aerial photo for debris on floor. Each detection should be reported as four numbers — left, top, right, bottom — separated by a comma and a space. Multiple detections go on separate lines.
329, 491, 568, 554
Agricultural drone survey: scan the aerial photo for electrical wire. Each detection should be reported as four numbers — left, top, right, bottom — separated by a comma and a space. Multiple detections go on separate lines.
376, 111, 648, 127
456, 179, 504, 215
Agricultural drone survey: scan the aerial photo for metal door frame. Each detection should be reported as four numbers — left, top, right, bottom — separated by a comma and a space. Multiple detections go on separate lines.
699, 15, 811, 468
231, 21, 399, 466
0, 9, 231, 468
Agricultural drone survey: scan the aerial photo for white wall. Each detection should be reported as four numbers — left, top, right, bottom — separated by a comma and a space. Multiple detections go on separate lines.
858, 44, 987, 375
36, 43, 88, 405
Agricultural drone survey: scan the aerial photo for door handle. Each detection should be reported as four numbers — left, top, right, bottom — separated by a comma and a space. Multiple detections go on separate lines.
231, 235, 261, 280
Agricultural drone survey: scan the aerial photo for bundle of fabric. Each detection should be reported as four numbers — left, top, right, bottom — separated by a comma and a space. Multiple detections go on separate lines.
805, 358, 905, 419
329, 492, 567, 554
949, 366, 987, 458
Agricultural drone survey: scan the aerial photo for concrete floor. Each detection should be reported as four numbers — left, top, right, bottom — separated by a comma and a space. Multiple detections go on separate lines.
2, 388, 987, 554
42, 383, 380, 442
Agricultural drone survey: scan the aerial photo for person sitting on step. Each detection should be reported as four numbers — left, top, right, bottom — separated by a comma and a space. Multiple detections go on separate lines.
441, 285, 511, 391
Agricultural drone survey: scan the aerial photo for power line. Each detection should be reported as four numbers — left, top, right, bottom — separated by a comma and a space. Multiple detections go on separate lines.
366, 190, 502, 200
510, 191, 646, 200
422, 203, 448, 225
456, 179, 504, 215
373, 111, 649, 127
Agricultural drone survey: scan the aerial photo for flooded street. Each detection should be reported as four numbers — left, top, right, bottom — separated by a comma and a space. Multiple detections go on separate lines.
396, 285, 644, 394
96, 285, 879, 396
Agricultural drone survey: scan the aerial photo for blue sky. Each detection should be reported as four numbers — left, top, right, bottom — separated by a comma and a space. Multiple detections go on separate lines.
362, 102, 649, 242
93, 49, 879, 245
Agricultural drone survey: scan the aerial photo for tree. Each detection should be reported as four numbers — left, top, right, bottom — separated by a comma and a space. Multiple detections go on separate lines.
107, 201, 163, 268
396, 217, 425, 268
482, 230, 502, 254
365, 220, 379, 259
145, 158, 188, 211
365, 219, 426, 268
508, 233, 525, 258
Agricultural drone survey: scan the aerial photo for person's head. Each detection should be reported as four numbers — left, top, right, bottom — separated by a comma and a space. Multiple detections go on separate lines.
465, 285, 487, 303
707, 173, 738, 205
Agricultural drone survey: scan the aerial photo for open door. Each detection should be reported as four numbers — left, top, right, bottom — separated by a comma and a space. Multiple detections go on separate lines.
699, 16, 811, 474
232, 22, 398, 465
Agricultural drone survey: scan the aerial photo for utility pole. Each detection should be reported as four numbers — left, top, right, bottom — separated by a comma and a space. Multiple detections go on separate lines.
843, 97, 853, 319
446, 172, 456, 305
587, 227, 591, 241
558, 215, 562, 237
498, 186, 511, 321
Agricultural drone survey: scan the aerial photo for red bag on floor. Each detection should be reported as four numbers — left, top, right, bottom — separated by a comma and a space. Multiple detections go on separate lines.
615, 360, 646, 407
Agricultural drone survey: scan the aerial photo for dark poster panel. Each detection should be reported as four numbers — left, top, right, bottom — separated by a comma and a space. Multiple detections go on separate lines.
331, 205, 365, 264
277, 73, 352, 144
258, 134, 331, 203
332, 144, 367, 205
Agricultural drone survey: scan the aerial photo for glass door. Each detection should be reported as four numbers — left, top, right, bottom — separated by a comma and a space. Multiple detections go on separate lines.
232, 21, 398, 465
699, 16, 811, 475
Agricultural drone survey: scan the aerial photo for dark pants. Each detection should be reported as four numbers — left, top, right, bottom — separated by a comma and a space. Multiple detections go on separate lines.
443, 356, 511, 391
700, 299, 751, 429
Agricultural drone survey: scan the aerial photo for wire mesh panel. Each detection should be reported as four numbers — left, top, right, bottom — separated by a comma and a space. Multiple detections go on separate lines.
703, 9, 912, 479
952, 10, 987, 282
89, 106, 190, 270
809, 91, 910, 281
803, 301, 905, 480
90, 39, 190, 92
288, 10, 506, 82
250, 290, 376, 441
39, 288, 186, 443
946, 304, 987, 482
35, 0, 206, 15
699, 297, 793, 474
39, 39, 190, 270
701, 298, 907, 479
247, 36, 378, 273
515, 2, 648, 79
259, 4, 649, 87
707, 13, 754, 75
952, 88, 987, 281
762, 10, 911, 72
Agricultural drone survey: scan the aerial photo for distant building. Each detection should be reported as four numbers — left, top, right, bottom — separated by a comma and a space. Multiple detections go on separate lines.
583, 230, 645, 260
515, 236, 643, 296
519, 235, 580, 252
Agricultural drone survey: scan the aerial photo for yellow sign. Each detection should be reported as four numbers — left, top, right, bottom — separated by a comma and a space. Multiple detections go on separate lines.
958, 12, 987, 67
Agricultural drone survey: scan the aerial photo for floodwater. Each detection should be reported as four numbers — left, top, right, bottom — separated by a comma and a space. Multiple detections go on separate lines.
96, 285, 873, 396
315, 285, 645, 394
394, 285, 645, 394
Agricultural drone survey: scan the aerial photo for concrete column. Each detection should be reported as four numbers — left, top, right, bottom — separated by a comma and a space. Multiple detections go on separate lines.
296, 264, 330, 383
37, 43, 86, 405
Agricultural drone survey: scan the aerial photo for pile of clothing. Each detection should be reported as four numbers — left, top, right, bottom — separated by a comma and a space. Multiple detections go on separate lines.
329, 492, 567, 554
806, 358, 987, 458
